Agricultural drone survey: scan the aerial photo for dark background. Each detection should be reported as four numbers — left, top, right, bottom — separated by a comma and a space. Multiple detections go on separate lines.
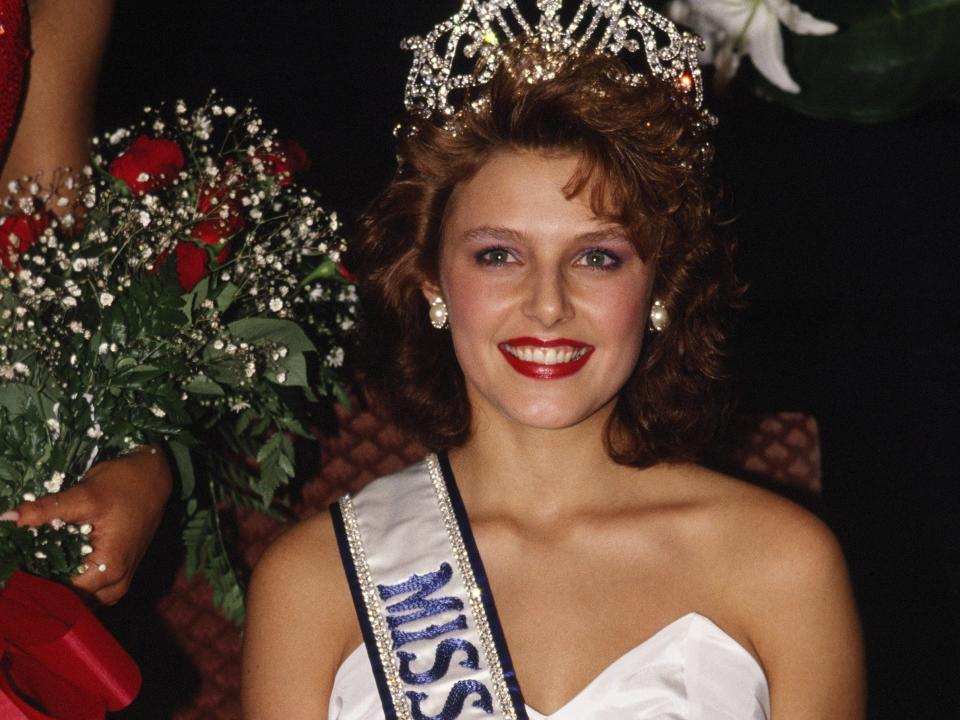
97, 1, 960, 716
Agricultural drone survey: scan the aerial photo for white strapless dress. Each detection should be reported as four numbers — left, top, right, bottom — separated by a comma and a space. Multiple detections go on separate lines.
329, 612, 770, 719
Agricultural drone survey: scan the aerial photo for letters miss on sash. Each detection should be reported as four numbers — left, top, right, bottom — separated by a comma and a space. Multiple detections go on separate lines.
379, 563, 494, 718
331, 454, 527, 720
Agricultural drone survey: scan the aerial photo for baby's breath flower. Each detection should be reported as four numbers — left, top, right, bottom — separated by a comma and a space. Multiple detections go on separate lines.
43, 472, 65, 493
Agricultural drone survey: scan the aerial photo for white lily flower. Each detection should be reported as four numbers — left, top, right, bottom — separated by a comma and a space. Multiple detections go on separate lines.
669, 0, 838, 93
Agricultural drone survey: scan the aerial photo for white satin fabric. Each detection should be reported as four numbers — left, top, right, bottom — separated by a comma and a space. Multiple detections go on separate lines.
329, 612, 770, 719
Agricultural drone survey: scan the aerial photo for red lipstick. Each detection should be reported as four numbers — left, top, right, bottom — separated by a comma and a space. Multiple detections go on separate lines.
498, 337, 594, 380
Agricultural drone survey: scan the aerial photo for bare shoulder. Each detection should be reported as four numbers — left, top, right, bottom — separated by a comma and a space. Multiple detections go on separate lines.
250, 509, 347, 599
242, 509, 358, 719
687, 467, 844, 575
679, 465, 866, 717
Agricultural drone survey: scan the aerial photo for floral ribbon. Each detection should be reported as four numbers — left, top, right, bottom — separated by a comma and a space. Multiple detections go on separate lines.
0, 571, 141, 719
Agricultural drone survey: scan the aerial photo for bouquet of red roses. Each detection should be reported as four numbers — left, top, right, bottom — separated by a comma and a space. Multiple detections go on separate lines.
0, 97, 357, 622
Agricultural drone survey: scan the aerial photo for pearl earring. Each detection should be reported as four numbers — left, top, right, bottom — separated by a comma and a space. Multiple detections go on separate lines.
428, 296, 449, 330
649, 299, 668, 333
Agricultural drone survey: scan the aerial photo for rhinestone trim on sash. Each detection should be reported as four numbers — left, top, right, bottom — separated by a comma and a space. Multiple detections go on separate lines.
425, 454, 519, 720
338, 495, 411, 718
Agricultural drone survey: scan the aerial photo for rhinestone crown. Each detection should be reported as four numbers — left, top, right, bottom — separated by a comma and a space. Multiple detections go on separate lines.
401, 0, 706, 120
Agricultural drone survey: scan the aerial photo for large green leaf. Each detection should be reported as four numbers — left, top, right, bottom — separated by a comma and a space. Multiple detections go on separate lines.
754, 0, 960, 122
227, 318, 317, 354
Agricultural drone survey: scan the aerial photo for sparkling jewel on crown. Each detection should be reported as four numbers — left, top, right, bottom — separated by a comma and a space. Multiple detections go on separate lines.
402, 0, 706, 120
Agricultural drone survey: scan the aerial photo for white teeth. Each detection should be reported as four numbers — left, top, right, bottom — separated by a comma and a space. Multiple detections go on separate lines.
504, 344, 588, 366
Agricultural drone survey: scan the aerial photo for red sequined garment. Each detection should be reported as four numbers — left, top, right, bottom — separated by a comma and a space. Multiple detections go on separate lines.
0, 0, 27, 163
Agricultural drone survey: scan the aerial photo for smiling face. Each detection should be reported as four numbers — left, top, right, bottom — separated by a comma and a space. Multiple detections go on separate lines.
427, 150, 655, 432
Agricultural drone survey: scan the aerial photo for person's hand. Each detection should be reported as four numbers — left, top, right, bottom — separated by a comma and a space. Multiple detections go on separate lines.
10, 446, 173, 605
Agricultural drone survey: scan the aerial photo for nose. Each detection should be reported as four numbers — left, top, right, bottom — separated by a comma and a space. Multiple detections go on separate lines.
521, 266, 574, 328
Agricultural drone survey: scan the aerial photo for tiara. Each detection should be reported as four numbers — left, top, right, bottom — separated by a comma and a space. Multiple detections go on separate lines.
401, 0, 706, 120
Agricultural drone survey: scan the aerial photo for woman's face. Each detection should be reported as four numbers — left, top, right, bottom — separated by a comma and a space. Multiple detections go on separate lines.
429, 150, 655, 431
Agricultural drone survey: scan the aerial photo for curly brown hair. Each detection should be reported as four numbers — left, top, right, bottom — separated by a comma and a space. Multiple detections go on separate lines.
351, 42, 742, 466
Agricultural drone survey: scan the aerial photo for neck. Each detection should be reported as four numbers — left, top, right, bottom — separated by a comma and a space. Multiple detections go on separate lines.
447, 399, 638, 524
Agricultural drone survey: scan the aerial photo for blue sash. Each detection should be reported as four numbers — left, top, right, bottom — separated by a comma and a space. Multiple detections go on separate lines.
331, 453, 529, 720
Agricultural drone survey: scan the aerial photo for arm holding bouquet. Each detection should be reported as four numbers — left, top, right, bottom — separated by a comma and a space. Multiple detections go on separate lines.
0, 0, 173, 603
8, 446, 172, 605
0, 95, 357, 625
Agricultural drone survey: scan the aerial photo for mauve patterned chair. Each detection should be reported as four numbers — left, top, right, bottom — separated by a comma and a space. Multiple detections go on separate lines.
146, 405, 821, 719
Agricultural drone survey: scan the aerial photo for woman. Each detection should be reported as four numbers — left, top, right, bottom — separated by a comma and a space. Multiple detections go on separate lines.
243, 3, 864, 717
1, 0, 171, 605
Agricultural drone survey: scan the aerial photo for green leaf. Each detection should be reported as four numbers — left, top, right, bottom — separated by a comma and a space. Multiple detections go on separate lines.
183, 375, 225, 396
227, 318, 317, 355
182, 276, 211, 323
0, 383, 41, 418
332, 382, 351, 412
115, 364, 165, 388
301, 259, 338, 286
182, 509, 211, 578
270, 352, 310, 388
168, 440, 195, 499
752, 0, 960, 122
214, 282, 241, 313
235, 409, 255, 435
252, 433, 294, 506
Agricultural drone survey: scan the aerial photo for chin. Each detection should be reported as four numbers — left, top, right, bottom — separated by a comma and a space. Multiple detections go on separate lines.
497, 398, 607, 431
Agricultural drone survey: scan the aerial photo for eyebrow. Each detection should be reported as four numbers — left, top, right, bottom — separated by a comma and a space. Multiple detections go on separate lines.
573, 228, 630, 244
459, 225, 524, 244
458, 225, 627, 244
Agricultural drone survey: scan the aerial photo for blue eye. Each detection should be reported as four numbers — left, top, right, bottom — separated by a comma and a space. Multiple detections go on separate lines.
476, 246, 514, 266
578, 248, 621, 270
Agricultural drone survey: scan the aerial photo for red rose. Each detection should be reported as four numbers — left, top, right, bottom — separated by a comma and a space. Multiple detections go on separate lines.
255, 139, 310, 186
150, 167, 247, 290
191, 198, 244, 245
108, 135, 185, 195
173, 192, 245, 290
174, 236, 231, 291
337, 263, 355, 282
0, 212, 50, 273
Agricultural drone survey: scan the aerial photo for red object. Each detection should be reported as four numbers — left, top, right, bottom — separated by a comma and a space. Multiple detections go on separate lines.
173, 238, 231, 292
256, 139, 310, 186
107, 134, 185, 195
171, 164, 246, 290
155, 169, 244, 290
0, 212, 50, 273
498, 337, 595, 380
0, 571, 141, 719
0, 0, 28, 165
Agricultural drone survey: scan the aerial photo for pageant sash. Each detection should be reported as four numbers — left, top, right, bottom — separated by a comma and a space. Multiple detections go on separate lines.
332, 454, 528, 720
